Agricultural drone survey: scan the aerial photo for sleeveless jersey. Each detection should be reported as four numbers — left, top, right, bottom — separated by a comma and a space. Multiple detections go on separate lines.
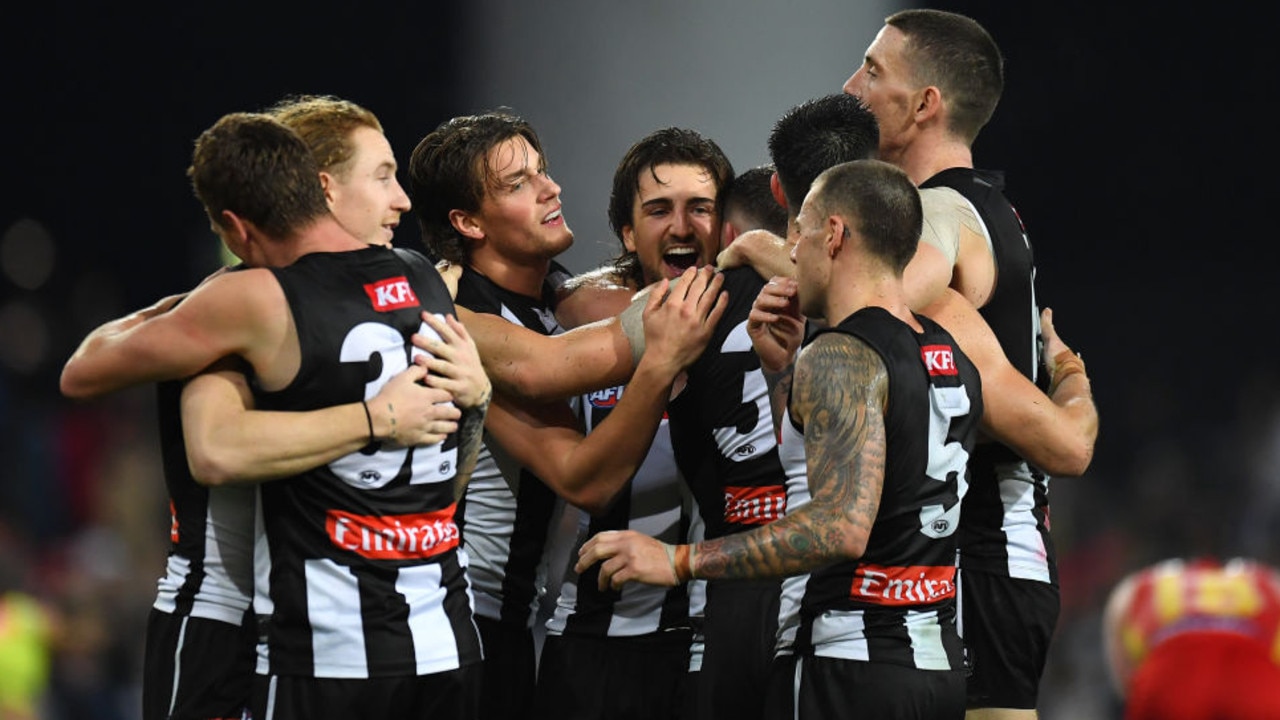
773, 405, 810, 657
666, 267, 790, 539
153, 380, 255, 625
454, 263, 568, 629
544, 385, 692, 638
920, 168, 1054, 584
793, 307, 982, 671
1110, 558, 1280, 683
251, 246, 481, 679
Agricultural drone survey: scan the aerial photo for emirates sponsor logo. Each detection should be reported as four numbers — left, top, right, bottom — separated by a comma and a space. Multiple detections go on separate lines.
326, 505, 459, 560
723, 485, 786, 525
363, 276, 420, 312
850, 563, 956, 606
920, 344, 958, 376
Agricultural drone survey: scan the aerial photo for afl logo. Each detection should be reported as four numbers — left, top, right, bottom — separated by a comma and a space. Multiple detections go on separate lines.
588, 387, 623, 408
439, 460, 452, 475
931, 519, 950, 534
734, 443, 756, 457
358, 469, 383, 485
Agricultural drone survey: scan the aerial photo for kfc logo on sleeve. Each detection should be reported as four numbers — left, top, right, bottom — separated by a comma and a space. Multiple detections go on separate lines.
920, 345, 958, 376
364, 276, 420, 311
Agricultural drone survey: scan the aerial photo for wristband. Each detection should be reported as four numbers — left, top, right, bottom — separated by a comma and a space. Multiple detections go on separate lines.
361, 400, 375, 442
1049, 350, 1087, 395
674, 544, 697, 582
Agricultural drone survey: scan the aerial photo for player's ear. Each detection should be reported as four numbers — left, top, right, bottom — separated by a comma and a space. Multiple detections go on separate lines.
720, 220, 738, 248
449, 209, 484, 241
319, 171, 338, 207
621, 225, 638, 253
770, 172, 787, 212
916, 85, 943, 123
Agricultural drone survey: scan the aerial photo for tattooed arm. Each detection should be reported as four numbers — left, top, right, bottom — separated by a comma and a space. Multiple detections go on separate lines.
414, 313, 493, 503
453, 393, 490, 502
576, 333, 890, 589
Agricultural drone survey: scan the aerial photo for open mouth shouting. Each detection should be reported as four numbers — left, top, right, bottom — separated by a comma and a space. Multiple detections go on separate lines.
662, 245, 702, 276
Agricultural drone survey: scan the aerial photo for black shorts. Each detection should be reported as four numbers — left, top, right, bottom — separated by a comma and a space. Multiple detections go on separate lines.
143, 608, 255, 720
532, 630, 691, 720
958, 568, 1060, 710
696, 578, 780, 720
763, 653, 798, 719
248, 665, 479, 720
474, 614, 535, 720
792, 656, 965, 720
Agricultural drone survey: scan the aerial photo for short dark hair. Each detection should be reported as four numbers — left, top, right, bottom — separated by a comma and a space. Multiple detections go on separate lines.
767, 94, 879, 216
187, 112, 329, 240
886, 9, 1004, 144
722, 164, 787, 237
810, 159, 921, 275
607, 127, 734, 285
407, 110, 545, 264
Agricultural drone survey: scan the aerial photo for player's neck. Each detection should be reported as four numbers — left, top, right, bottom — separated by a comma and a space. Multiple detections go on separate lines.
287, 216, 365, 259
468, 245, 551, 299
898, 136, 973, 186
828, 272, 915, 328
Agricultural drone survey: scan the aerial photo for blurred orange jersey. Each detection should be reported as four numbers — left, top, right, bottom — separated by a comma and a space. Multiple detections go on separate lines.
1103, 557, 1280, 720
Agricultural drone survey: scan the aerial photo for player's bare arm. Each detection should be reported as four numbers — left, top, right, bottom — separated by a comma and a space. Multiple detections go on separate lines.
424, 306, 636, 403
60, 269, 291, 399
693, 334, 887, 580
183, 361, 460, 487
922, 290, 1096, 476
716, 228, 790, 278
576, 333, 889, 590
477, 266, 727, 514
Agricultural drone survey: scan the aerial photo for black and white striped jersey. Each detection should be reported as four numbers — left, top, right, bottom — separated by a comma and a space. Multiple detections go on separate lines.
667, 267, 789, 540
920, 168, 1054, 585
251, 246, 481, 679
453, 264, 567, 629
792, 308, 982, 671
153, 380, 256, 622
544, 387, 693, 638
773, 404, 810, 658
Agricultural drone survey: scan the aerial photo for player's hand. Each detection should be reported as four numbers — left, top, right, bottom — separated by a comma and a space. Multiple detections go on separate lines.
641, 266, 728, 374
436, 260, 462, 300
368, 365, 460, 446
747, 277, 804, 374
414, 313, 492, 409
1040, 307, 1075, 377
576, 530, 679, 591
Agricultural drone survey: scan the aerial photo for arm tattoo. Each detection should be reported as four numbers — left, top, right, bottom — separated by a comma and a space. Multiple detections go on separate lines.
452, 397, 490, 502
696, 334, 889, 580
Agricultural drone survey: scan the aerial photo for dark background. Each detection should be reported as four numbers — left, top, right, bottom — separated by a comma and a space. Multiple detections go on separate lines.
3, 2, 1276, 717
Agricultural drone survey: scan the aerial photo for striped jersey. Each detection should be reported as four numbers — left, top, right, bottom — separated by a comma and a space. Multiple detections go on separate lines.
667, 267, 789, 539
920, 167, 1054, 584
544, 386, 693, 638
153, 380, 256, 626
792, 307, 982, 671
251, 246, 481, 679
454, 263, 568, 629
